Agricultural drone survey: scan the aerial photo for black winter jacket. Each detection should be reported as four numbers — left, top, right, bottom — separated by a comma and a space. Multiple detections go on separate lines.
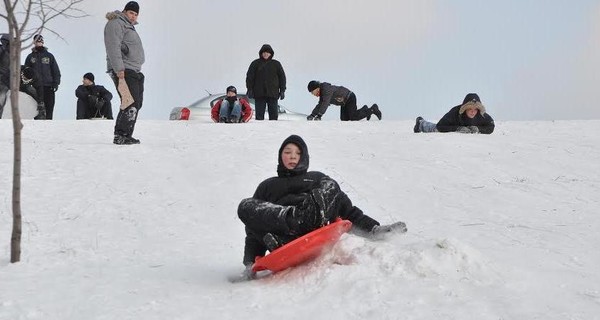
75, 84, 113, 104
245, 44, 286, 99
24, 47, 61, 88
310, 82, 353, 116
436, 105, 495, 134
253, 135, 379, 232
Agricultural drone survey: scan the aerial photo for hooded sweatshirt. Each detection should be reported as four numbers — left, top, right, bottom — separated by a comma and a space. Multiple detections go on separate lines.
245, 44, 286, 98
104, 10, 145, 73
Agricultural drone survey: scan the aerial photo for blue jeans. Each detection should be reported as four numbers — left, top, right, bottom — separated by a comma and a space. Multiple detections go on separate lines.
220, 100, 242, 121
420, 120, 438, 132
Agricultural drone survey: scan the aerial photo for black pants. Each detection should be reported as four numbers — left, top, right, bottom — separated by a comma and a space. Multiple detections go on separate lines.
77, 99, 113, 119
340, 93, 370, 121
254, 97, 278, 120
111, 70, 144, 137
42, 86, 56, 119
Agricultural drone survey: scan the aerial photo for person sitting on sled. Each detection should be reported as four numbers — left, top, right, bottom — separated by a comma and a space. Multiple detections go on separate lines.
413, 93, 495, 134
210, 85, 252, 123
236, 134, 407, 280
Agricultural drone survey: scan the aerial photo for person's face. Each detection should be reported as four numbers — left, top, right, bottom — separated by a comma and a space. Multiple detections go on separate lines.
82, 78, 93, 86
124, 10, 138, 24
465, 107, 478, 119
281, 143, 301, 170
34, 39, 43, 47
261, 51, 271, 60
310, 88, 320, 97
226, 91, 236, 97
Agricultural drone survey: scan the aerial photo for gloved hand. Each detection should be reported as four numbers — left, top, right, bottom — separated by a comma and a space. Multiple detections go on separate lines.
247, 90, 254, 99
307, 114, 322, 121
279, 91, 285, 100
456, 126, 471, 134
370, 221, 407, 239
53, 85, 59, 92
468, 126, 479, 133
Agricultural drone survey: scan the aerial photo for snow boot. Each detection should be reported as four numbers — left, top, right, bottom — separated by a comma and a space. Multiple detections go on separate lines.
34, 102, 46, 120
414, 116, 424, 133
364, 105, 372, 121
370, 104, 382, 120
113, 135, 140, 145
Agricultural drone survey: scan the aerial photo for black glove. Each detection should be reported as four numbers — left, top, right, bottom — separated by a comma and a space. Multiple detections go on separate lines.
279, 91, 285, 100
88, 95, 99, 106
370, 221, 407, 239
53, 85, 59, 92
468, 126, 479, 133
307, 114, 322, 121
247, 90, 254, 99
456, 126, 471, 134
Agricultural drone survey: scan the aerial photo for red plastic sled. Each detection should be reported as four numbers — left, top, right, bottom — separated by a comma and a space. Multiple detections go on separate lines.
252, 219, 352, 273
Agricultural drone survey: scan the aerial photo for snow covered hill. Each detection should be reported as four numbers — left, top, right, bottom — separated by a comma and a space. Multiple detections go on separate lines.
1, 120, 599, 320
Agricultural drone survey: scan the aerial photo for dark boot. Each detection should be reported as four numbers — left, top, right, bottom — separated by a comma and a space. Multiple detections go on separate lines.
370, 104, 382, 120
414, 116, 424, 133
34, 103, 46, 120
364, 105, 372, 121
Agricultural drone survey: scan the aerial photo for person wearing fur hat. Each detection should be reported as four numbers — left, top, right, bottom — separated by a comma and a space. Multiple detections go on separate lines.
306, 80, 382, 121
245, 44, 286, 120
210, 85, 253, 123
75, 72, 114, 120
234, 134, 407, 281
104, 1, 145, 144
414, 93, 495, 134
24, 34, 61, 120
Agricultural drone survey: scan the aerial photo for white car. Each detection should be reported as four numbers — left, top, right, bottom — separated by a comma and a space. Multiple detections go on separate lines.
169, 93, 307, 122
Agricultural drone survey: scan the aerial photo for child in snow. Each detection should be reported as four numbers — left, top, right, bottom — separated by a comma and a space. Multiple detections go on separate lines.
210, 85, 252, 123
306, 80, 382, 121
413, 93, 495, 134
237, 134, 407, 280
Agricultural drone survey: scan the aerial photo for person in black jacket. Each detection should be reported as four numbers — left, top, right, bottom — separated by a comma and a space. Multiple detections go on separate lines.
0, 34, 10, 118
20, 65, 46, 119
24, 34, 61, 120
245, 44, 286, 120
236, 134, 407, 280
414, 93, 495, 134
306, 80, 382, 121
75, 73, 114, 120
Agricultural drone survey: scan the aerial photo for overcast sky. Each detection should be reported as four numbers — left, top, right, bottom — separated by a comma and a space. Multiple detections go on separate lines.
9, 0, 600, 121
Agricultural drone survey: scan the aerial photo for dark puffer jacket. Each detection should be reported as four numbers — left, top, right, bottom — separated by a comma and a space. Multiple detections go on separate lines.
253, 135, 379, 231
310, 82, 353, 116
436, 94, 495, 134
245, 44, 286, 99
24, 46, 61, 88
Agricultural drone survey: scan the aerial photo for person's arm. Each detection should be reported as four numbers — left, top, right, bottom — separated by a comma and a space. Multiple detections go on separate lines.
104, 18, 125, 74
211, 99, 222, 122
50, 53, 60, 87
310, 84, 334, 117
436, 107, 461, 132
277, 61, 286, 98
75, 85, 88, 99
245, 60, 257, 97
98, 85, 113, 101
477, 113, 495, 134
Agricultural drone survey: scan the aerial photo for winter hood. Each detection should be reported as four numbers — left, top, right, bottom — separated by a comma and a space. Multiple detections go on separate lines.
459, 93, 486, 115
259, 44, 274, 59
277, 135, 309, 177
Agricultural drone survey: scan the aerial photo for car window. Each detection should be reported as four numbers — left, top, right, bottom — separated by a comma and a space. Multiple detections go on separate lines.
209, 96, 225, 107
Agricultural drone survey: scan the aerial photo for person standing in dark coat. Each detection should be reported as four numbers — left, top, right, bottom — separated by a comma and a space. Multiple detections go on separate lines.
24, 34, 61, 120
75, 73, 114, 120
414, 93, 495, 134
235, 134, 407, 280
245, 44, 286, 120
306, 80, 382, 121
0, 34, 11, 118
104, 1, 145, 145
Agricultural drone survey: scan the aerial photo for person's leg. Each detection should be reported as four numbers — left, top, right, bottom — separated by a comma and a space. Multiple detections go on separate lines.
102, 100, 114, 120
266, 97, 278, 120
43, 87, 55, 119
114, 70, 144, 139
76, 99, 88, 119
419, 119, 438, 132
230, 101, 242, 122
254, 98, 266, 120
0, 86, 7, 118
238, 198, 292, 234
219, 100, 231, 122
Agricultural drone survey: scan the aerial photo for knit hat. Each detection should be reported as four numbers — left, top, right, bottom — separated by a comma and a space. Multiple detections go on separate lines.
459, 93, 486, 115
124, 1, 139, 14
33, 34, 44, 43
307, 80, 320, 92
83, 72, 95, 82
226, 85, 237, 94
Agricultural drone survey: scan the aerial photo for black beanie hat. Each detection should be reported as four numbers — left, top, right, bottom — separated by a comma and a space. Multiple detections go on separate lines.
307, 80, 320, 92
83, 72, 95, 82
226, 85, 237, 94
124, 1, 139, 14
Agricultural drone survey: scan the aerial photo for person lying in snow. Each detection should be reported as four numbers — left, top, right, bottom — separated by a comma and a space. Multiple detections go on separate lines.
413, 93, 495, 134
236, 134, 407, 280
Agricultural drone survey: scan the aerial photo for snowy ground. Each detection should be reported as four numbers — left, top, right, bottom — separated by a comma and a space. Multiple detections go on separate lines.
1, 119, 599, 320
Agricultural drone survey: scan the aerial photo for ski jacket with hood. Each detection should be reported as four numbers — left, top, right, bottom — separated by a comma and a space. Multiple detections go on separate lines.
245, 44, 286, 99
24, 46, 61, 88
310, 82, 353, 116
436, 93, 495, 134
104, 10, 145, 73
252, 135, 379, 232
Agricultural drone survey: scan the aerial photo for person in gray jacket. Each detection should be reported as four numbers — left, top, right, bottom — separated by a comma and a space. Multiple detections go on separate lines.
306, 80, 382, 121
104, 1, 145, 145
